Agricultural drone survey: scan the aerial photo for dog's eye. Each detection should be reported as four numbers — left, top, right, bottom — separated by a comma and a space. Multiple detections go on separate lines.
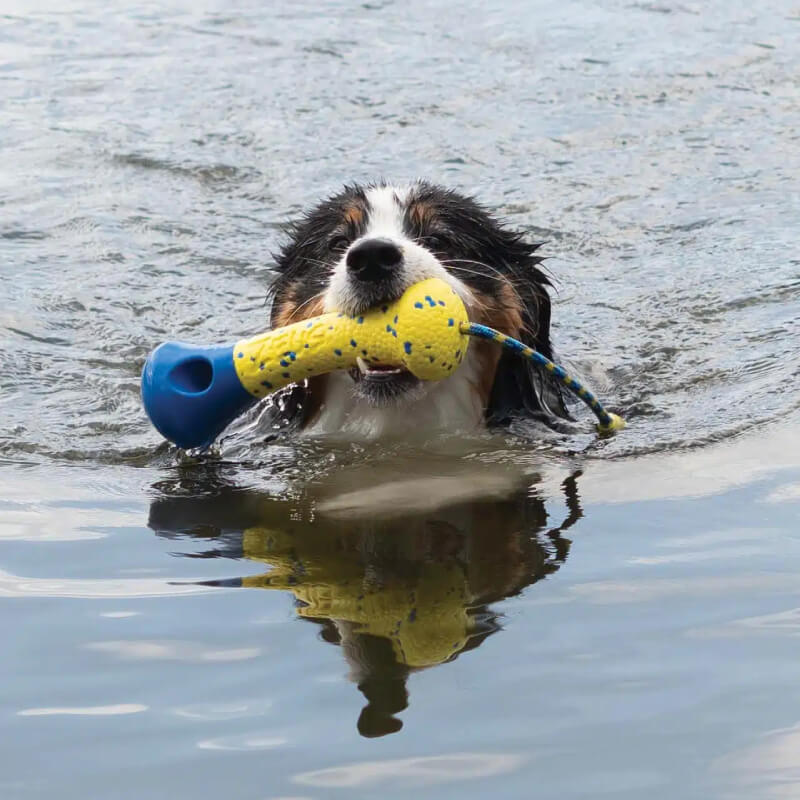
425, 233, 451, 251
328, 235, 351, 253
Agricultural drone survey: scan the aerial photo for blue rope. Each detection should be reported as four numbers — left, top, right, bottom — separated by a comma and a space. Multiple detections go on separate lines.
460, 322, 624, 433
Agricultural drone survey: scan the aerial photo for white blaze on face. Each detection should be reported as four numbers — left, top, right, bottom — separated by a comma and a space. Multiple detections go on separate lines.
323, 184, 473, 314
361, 184, 408, 238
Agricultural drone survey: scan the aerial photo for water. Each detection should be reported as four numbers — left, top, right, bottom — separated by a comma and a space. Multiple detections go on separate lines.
1, 1, 799, 797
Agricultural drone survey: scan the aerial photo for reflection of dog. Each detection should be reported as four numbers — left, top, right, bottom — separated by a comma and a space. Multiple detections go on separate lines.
268, 182, 569, 438
148, 470, 582, 738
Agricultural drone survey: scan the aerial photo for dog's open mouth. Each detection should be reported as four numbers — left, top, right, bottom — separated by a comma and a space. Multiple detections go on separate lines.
348, 357, 421, 404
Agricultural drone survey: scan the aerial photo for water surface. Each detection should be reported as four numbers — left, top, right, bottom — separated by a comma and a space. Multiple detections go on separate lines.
2, 1, 800, 798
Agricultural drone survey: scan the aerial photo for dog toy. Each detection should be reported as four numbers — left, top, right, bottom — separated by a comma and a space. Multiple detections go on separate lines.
141, 278, 624, 449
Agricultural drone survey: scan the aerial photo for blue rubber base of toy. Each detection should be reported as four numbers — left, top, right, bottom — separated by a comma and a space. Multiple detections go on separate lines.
141, 341, 256, 450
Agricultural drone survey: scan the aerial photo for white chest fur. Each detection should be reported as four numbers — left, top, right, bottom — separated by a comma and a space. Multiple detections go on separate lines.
304, 352, 485, 440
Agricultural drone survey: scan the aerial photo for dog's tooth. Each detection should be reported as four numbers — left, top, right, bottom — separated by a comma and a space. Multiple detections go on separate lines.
356, 357, 369, 374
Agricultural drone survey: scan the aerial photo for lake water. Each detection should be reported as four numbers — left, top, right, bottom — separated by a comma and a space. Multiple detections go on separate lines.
2, 1, 800, 798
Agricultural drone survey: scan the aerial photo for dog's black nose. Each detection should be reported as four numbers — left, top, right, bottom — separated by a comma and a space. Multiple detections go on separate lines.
346, 238, 402, 282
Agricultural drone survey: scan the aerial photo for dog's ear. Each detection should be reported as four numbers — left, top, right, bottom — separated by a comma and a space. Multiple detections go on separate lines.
486, 251, 571, 425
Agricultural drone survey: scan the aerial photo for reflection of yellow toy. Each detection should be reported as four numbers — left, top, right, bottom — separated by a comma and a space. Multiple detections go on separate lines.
241, 527, 473, 669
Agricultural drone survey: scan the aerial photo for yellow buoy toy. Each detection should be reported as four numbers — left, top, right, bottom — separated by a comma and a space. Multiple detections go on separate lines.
141, 277, 623, 449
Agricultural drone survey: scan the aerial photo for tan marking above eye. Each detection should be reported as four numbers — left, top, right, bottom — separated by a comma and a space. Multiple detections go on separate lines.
343, 205, 364, 226
408, 200, 436, 230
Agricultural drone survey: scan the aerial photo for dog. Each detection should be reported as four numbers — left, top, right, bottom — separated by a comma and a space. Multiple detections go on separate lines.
267, 181, 569, 439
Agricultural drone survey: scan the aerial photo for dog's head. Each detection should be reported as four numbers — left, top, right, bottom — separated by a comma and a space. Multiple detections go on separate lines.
269, 182, 567, 437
